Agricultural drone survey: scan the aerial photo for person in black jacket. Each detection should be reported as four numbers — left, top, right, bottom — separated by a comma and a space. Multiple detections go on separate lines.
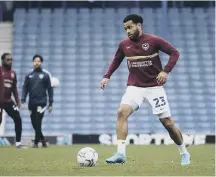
21, 54, 53, 148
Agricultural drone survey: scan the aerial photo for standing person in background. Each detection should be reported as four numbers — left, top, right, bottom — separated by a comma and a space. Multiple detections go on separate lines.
21, 54, 53, 148
1, 53, 24, 148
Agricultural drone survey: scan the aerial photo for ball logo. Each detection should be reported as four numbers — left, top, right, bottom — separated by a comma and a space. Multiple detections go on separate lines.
142, 43, 149, 51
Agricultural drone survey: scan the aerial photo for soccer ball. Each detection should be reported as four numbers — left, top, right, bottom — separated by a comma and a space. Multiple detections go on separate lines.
77, 147, 98, 167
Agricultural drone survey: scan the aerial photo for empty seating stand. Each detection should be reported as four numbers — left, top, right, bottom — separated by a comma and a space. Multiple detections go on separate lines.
6, 7, 214, 135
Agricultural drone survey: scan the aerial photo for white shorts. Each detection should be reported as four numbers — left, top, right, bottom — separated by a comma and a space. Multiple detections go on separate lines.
120, 86, 171, 118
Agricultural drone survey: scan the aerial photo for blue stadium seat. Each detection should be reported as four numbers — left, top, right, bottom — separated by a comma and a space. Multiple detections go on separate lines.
8, 7, 214, 135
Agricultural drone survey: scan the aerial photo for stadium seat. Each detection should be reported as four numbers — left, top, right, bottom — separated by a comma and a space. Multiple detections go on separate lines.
7, 7, 214, 135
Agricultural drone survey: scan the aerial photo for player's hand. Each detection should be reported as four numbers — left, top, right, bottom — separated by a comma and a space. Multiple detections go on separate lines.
100, 78, 109, 90
17, 102, 21, 109
156, 71, 168, 85
48, 106, 52, 113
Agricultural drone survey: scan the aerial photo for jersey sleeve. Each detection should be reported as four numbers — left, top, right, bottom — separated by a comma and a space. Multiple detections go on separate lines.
12, 72, 20, 105
155, 36, 180, 73
46, 73, 54, 106
21, 74, 29, 103
103, 42, 125, 79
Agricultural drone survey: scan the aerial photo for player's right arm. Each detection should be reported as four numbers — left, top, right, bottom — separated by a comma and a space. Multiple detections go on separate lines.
100, 43, 125, 89
0, 66, 4, 107
21, 74, 29, 105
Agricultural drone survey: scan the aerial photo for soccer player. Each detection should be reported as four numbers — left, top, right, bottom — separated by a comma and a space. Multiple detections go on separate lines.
21, 54, 53, 148
1, 53, 23, 148
100, 14, 190, 165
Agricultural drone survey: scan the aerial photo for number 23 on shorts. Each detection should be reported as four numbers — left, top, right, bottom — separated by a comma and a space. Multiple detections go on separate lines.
153, 96, 166, 108
152, 96, 168, 113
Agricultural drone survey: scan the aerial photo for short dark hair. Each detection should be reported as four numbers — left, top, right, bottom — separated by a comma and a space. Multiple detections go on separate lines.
123, 14, 143, 24
33, 54, 43, 62
1, 53, 11, 60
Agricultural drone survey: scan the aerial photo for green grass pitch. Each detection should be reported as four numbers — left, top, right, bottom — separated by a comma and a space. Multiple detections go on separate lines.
0, 144, 214, 176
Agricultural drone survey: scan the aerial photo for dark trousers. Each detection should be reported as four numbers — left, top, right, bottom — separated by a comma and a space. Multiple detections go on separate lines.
29, 104, 46, 144
3, 101, 22, 142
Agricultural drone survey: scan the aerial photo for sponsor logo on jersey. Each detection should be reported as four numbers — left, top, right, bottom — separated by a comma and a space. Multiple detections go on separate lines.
126, 45, 133, 49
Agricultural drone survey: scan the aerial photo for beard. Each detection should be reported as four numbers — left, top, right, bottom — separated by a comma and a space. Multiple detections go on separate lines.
3, 63, 11, 69
129, 28, 140, 41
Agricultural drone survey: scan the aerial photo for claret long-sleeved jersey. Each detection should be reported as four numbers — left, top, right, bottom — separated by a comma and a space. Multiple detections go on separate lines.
104, 33, 180, 87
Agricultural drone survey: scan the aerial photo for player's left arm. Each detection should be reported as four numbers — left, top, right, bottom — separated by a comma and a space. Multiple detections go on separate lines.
155, 36, 180, 84
156, 36, 180, 73
46, 72, 54, 112
12, 72, 21, 108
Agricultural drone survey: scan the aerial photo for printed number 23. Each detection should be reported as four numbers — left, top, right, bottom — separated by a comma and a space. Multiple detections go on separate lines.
153, 97, 166, 108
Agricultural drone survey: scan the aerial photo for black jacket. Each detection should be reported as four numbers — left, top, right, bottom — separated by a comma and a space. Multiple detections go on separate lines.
21, 68, 53, 106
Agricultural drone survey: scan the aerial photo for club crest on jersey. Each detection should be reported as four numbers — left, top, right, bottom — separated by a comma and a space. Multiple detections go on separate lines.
39, 74, 44, 79
142, 43, 149, 51
11, 72, 14, 78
